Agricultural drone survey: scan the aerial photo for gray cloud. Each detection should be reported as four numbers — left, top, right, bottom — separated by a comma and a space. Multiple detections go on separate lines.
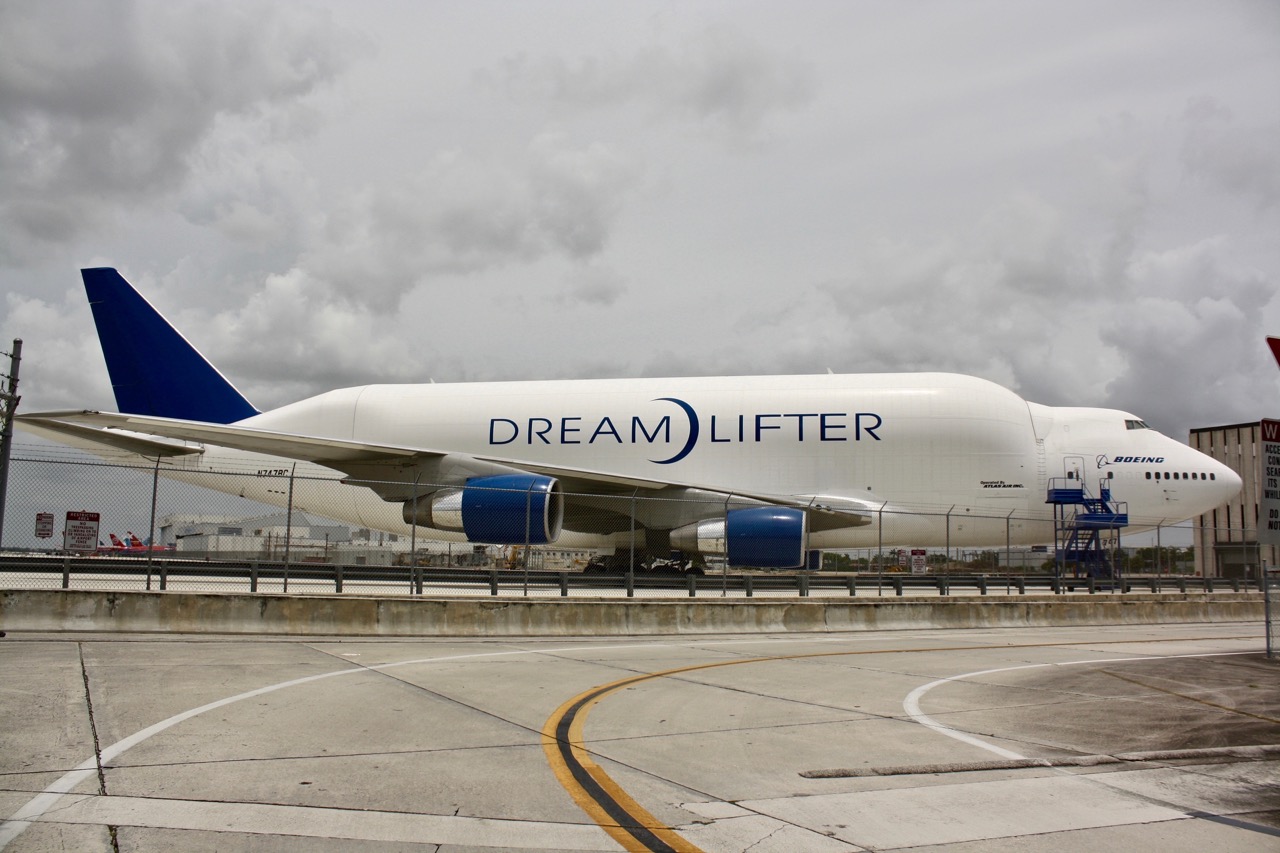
299, 135, 641, 311
0, 0, 358, 260
1181, 96, 1280, 211
486, 25, 814, 137
0, 1, 1276, 447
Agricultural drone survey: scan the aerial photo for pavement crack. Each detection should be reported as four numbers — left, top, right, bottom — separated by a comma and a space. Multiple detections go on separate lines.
78, 643, 121, 853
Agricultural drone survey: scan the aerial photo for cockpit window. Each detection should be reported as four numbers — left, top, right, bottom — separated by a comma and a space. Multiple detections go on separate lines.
1125, 419, 1151, 430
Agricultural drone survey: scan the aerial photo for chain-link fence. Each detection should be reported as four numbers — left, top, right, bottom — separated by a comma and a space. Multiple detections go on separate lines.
0, 441, 1271, 598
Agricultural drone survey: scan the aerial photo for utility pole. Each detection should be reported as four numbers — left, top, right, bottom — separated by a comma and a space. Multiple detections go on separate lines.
0, 339, 22, 549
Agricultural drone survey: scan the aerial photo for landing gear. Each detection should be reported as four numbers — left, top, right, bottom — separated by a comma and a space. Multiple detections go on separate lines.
582, 553, 706, 576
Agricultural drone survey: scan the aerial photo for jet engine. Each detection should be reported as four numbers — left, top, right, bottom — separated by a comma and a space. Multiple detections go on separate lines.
403, 473, 564, 544
670, 506, 807, 568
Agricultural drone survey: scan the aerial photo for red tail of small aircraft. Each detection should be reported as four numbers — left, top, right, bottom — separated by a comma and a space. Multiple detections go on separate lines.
108, 534, 125, 548
1268, 336, 1280, 370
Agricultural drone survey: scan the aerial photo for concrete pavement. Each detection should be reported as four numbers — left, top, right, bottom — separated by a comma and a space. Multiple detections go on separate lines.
1, 621, 1277, 851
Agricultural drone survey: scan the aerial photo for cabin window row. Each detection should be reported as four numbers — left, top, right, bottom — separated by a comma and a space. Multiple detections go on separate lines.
1141, 471, 1216, 481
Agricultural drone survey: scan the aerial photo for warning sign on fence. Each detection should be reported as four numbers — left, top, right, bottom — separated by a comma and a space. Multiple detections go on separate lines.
1262, 419, 1280, 547
63, 510, 100, 553
34, 512, 54, 539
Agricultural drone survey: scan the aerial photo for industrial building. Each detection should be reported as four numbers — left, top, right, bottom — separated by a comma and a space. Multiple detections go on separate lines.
1189, 421, 1278, 578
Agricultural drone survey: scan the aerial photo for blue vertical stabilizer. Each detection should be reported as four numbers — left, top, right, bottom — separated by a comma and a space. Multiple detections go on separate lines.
82, 267, 259, 424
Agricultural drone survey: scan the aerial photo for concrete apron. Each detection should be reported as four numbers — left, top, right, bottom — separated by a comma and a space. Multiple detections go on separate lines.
0, 589, 1266, 636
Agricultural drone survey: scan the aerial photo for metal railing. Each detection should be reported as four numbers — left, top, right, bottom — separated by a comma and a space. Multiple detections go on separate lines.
0, 555, 1263, 599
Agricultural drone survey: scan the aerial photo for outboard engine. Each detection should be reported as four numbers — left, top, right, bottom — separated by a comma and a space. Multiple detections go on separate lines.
404, 473, 564, 544
670, 506, 807, 568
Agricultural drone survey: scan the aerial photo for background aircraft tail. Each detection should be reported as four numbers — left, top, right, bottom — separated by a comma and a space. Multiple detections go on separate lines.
82, 267, 259, 424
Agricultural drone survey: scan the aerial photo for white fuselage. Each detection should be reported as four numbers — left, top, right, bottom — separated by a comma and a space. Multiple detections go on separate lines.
142, 372, 1241, 550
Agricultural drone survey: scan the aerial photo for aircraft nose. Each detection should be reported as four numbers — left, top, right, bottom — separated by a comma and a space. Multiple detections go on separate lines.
1215, 462, 1243, 502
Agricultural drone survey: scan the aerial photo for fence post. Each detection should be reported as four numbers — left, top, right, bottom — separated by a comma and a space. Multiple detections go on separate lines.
798, 573, 809, 597
146, 456, 160, 577
559, 572, 568, 597
0, 339, 21, 550
335, 563, 343, 594
62, 556, 69, 589
847, 576, 856, 597
489, 569, 499, 596
410, 473, 419, 596
687, 573, 697, 597
283, 463, 296, 593
159, 561, 167, 591
745, 576, 753, 598
522, 483, 532, 597
627, 490, 638, 598
1264, 562, 1273, 659
1005, 511, 1013, 594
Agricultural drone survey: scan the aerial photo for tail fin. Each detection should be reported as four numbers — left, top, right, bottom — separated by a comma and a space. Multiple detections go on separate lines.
82, 267, 259, 423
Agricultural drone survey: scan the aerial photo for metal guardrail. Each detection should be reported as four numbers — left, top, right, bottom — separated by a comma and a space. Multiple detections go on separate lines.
0, 556, 1262, 598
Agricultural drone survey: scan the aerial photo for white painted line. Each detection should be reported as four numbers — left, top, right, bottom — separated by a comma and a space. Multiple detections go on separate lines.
901, 651, 1257, 760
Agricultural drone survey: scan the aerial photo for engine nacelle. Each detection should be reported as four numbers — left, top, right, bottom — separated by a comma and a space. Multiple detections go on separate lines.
670, 506, 807, 568
403, 473, 564, 545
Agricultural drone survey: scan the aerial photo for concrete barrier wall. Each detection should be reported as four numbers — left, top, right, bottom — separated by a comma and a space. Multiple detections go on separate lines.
0, 589, 1266, 636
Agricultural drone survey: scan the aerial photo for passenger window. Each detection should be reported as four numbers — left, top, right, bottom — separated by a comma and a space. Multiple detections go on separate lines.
1210, 473, 1216, 480
1145, 472, 1151, 480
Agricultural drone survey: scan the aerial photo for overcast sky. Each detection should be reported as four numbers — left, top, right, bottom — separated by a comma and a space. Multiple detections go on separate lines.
2, 0, 1278, 441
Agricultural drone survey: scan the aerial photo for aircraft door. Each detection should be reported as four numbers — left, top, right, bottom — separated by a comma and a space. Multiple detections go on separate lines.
1063, 456, 1086, 482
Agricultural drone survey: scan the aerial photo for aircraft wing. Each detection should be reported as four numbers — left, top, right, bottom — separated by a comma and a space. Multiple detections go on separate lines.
16, 415, 204, 458
19, 410, 422, 464
18, 410, 874, 530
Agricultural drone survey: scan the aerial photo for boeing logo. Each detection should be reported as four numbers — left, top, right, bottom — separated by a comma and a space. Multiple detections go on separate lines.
1097, 454, 1165, 467
489, 397, 883, 464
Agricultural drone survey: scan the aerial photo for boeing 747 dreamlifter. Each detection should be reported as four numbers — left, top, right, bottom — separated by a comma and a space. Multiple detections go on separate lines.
17, 268, 1241, 568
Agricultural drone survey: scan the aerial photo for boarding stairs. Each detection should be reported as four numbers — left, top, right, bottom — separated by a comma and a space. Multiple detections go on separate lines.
1046, 476, 1129, 581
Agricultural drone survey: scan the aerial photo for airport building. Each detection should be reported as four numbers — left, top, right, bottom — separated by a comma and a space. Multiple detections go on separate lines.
1189, 421, 1278, 578
156, 512, 593, 569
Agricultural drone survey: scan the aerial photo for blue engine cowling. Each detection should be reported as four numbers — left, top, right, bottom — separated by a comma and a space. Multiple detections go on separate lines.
670, 506, 807, 568
403, 473, 564, 544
